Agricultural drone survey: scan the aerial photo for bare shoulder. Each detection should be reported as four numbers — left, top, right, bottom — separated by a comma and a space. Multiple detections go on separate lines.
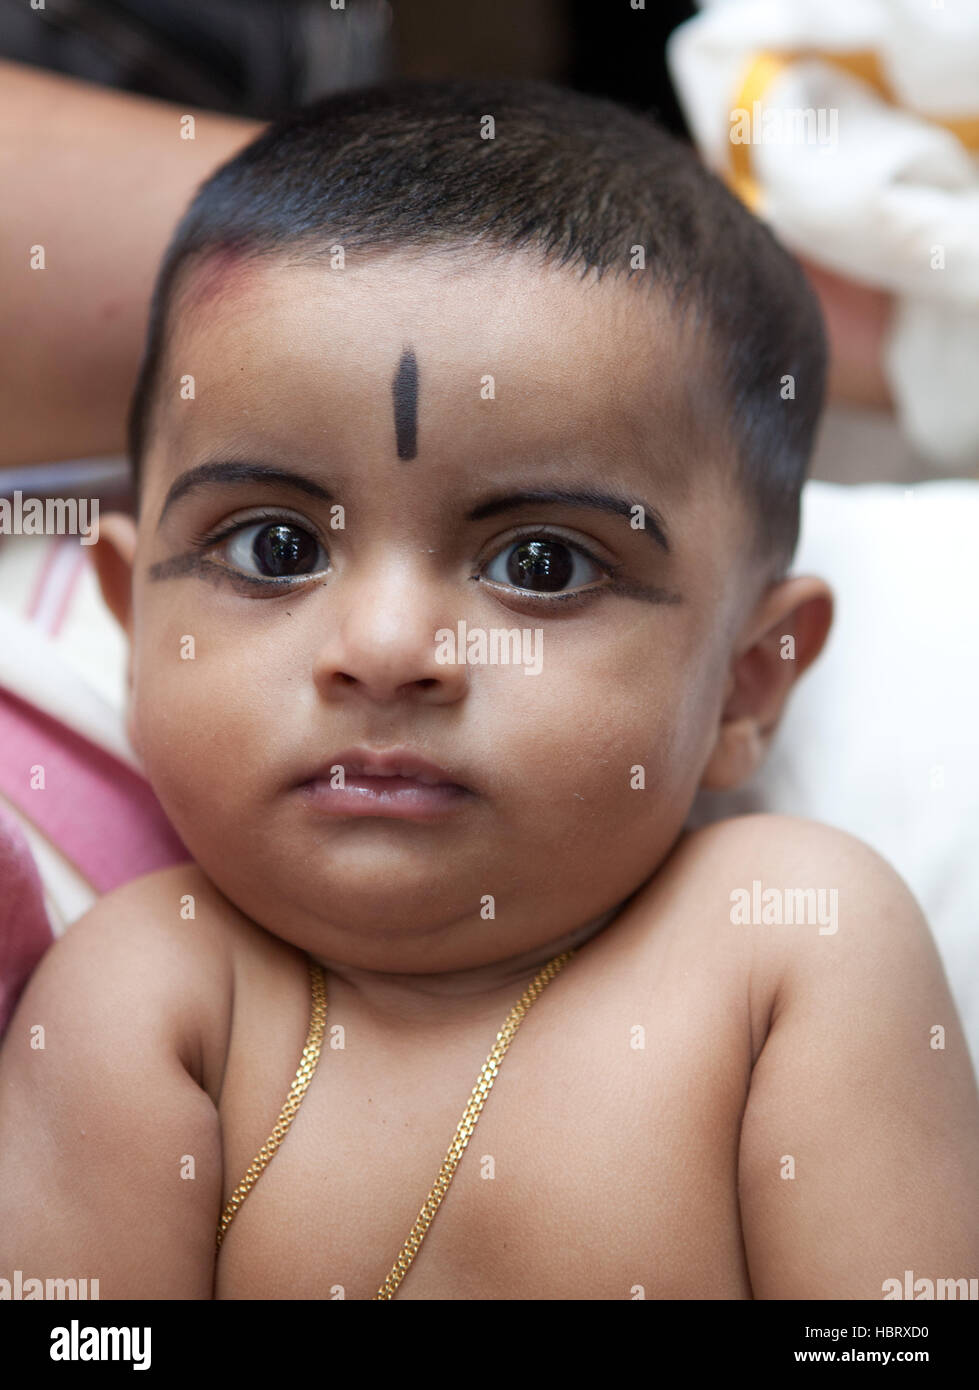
0, 861, 245, 1297
671, 809, 913, 885
627, 813, 938, 1072
689, 816, 979, 1297
32, 861, 240, 1099
672, 810, 952, 1051
665, 811, 928, 957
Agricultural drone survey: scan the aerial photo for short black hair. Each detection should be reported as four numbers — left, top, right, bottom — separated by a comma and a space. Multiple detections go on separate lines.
129, 77, 826, 574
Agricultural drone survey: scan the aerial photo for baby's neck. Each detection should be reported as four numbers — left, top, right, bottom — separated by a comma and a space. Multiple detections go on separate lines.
307, 906, 619, 1036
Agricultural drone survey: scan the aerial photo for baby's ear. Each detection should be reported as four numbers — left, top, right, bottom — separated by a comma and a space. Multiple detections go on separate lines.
91, 511, 137, 637
700, 575, 833, 791
91, 511, 140, 753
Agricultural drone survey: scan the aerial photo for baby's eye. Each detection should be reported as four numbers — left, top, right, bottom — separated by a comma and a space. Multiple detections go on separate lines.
224, 521, 326, 579
482, 537, 604, 594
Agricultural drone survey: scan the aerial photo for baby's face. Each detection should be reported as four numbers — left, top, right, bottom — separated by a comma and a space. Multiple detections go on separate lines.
123, 249, 756, 974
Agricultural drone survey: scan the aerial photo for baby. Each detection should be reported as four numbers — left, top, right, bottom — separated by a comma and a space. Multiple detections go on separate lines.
2, 78, 977, 1301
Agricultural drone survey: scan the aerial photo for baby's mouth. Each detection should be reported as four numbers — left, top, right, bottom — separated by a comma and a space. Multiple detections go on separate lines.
295, 746, 474, 821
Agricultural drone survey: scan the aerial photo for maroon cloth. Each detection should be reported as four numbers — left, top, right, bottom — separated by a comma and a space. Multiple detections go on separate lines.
0, 807, 55, 1037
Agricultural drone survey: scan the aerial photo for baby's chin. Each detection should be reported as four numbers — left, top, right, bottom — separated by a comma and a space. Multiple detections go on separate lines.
181, 827, 629, 977
146, 758, 681, 968
188, 837, 496, 944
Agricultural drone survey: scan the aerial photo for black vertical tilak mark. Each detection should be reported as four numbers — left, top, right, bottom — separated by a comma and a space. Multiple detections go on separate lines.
392, 347, 419, 460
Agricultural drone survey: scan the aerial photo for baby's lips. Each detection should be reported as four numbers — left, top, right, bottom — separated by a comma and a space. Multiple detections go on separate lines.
300, 745, 474, 792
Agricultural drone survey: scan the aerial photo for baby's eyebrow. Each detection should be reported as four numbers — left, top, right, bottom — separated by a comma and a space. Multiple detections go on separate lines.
155, 463, 671, 553
468, 488, 670, 553
157, 461, 335, 526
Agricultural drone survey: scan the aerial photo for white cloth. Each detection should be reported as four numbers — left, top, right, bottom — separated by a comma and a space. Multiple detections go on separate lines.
0, 533, 133, 933
666, 0, 979, 467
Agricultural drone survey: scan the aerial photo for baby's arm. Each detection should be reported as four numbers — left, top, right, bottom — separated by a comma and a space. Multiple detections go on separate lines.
737, 820, 979, 1298
0, 881, 225, 1298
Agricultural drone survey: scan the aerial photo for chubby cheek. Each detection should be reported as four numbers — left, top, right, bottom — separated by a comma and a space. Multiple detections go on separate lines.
128, 607, 295, 843
491, 626, 716, 857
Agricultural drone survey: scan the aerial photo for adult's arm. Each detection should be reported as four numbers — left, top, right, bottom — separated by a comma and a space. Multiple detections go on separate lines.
0, 59, 262, 468
797, 254, 895, 413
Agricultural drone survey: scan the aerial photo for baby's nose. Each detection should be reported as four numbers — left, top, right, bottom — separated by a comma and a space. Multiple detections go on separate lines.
310, 567, 469, 706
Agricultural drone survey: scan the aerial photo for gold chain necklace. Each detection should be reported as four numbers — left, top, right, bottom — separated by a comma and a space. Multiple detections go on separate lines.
216, 947, 575, 1299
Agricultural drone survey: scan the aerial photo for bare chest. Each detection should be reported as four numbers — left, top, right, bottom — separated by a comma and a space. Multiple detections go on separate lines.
213, 935, 755, 1300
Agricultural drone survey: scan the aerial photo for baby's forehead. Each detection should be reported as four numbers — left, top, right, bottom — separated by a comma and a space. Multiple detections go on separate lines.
154, 248, 720, 506
176, 243, 257, 320
172, 245, 700, 396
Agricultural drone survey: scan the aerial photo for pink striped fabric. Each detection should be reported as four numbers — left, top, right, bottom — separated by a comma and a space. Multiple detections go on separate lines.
25, 535, 90, 634
0, 686, 189, 895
